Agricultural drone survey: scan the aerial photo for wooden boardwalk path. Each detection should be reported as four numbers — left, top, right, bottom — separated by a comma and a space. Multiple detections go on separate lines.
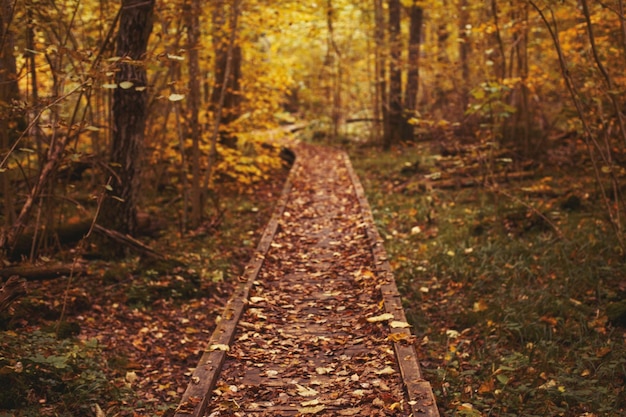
174, 145, 439, 417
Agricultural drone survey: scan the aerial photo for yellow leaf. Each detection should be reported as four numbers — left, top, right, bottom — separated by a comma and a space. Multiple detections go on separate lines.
375, 366, 395, 375
125, 371, 137, 384
297, 404, 325, 414
295, 384, 318, 397
390, 321, 411, 328
387, 332, 410, 342
367, 313, 394, 323
168, 93, 185, 102
473, 300, 488, 312
208, 344, 230, 352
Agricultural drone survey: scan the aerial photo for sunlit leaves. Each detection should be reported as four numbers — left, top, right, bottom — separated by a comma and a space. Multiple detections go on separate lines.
168, 93, 185, 102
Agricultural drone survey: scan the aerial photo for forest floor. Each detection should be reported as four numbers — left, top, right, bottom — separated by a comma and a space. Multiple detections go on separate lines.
0, 157, 292, 416
350, 136, 626, 417
1, 134, 626, 417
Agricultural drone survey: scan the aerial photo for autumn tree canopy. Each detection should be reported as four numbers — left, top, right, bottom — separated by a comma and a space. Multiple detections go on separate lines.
1, 0, 626, 255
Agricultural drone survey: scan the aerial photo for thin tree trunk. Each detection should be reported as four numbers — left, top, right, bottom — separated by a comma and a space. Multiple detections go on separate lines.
0, 0, 20, 231
490, 0, 506, 80
373, 0, 387, 145
327, 0, 343, 140
386, 0, 402, 149
210, 0, 242, 128
619, 0, 626, 67
402, 2, 422, 141
458, 0, 470, 112
203, 0, 241, 194
99, 0, 155, 250
187, 0, 203, 228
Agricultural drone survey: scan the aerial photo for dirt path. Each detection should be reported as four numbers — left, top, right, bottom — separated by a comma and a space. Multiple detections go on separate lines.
175, 145, 438, 417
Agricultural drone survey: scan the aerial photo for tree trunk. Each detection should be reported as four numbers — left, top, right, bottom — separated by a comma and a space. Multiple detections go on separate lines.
373, 0, 387, 145
490, 0, 506, 80
187, 0, 203, 228
386, 0, 402, 149
402, 2, 423, 141
327, 0, 343, 140
0, 0, 20, 232
204, 0, 241, 194
99, 0, 154, 255
458, 0, 470, 112
210, 0, 242, 128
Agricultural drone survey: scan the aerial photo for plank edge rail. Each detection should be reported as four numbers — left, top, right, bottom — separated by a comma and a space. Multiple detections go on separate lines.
343, 152, 441, 417
173, 155, 300, 417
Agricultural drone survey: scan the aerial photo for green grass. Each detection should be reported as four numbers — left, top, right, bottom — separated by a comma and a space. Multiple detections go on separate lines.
350, 143, 626, 417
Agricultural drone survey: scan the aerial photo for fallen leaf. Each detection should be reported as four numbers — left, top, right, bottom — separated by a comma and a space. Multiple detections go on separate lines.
125, 371, 138, 384
387, 332, 410, 342
375, 366, 395, 375
473, 300, 488, 312
94, 404, 106, 417
208, 344, 230, 352
389, 320, 411, 328
367, 313, 394, 323
295, 384, 318, 397
297, 404, 325, 414
478, 378, 494, 393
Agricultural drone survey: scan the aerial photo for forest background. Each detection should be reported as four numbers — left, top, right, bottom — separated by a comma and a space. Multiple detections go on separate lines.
0, 0, 625, 416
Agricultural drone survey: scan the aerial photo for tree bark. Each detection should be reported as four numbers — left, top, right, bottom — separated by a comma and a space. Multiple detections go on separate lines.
327, 0, 343, 140
99, 0, 155, 254
373, 0, 387, 145
458, 0, 470, 112
187, 0, 203, 228
490, 0, 506, 80
402, 2, 423, 141
210, 0, 242, 127
386, 0, 402, 149
204, 0, 241, 194
0, 0, 20, 232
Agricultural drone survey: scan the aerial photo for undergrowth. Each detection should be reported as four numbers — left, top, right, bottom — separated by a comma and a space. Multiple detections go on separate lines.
351, 142, 626, 417
0, 331, 117, 416
0, 155, 289, 416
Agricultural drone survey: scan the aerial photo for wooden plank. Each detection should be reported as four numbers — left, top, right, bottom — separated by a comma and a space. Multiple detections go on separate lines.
342, 152, 441, 417
173, 156, 300, 417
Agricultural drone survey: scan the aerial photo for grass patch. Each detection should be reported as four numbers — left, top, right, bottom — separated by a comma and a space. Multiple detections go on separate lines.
351, 143, 626, 416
